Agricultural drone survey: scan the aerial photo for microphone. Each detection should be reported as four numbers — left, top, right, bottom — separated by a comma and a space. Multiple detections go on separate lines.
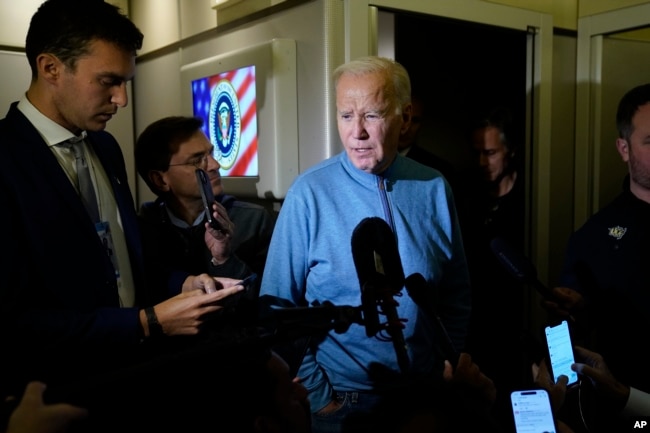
257, 295, 364, 338
351, 217, 410, 373
490, 237, 581, 328
404, 273, 460, 367
489, 236, 555, 300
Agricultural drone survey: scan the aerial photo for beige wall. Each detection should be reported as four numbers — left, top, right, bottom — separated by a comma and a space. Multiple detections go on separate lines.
487, 0, 578, 30
0, 0, 129, 47
487, 0, 650, 29
578, 0, 650, 16
3, 1, 648, 49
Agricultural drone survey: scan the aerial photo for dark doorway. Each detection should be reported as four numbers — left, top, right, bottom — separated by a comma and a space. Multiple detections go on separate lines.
393, 11, 528, 177
390, 11, 537, 426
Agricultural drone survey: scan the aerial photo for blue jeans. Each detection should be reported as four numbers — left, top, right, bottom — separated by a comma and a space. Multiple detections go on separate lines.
310, 391, 385, 433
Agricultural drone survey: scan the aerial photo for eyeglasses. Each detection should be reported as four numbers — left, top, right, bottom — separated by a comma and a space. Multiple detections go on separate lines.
168, 153, 210, 170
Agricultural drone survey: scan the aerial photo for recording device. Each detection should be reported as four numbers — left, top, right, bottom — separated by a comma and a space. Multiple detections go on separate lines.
404, 273, 460, 367
511, 389, 557, 433
489, 236, 555, 299
195, 168, 224, 232
544, 320, 579, 387
351, 216, 410, 373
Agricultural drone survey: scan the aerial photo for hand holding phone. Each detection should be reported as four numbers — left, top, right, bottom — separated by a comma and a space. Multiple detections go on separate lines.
545, 320, 579, 387
195, 169, 224, 232
217, 273, 257, 308
511, 389, 557, 433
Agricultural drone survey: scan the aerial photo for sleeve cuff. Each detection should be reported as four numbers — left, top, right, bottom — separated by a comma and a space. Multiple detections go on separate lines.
622, 387, 650, 417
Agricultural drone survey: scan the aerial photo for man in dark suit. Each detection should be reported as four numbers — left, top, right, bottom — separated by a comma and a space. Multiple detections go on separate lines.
0, 0, 244, 415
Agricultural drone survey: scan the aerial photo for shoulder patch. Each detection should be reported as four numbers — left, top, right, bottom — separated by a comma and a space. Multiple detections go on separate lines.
608, 225, 627, 240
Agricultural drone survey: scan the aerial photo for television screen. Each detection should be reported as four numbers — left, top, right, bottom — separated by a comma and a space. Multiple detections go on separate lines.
190, 64, 259, 177
180, 39, 298, 200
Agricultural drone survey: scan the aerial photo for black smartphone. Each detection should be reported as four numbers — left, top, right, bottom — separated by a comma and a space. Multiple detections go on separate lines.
217, 273, 258, 308
511, 389, 557, 433
195, 168, 223, 232
238, 273, 258, 290
544, 320, 579, 387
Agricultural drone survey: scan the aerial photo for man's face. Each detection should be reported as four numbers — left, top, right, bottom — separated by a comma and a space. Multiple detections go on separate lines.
617, 102, 650, 198
336, 71, 410, 174
162, 131, 222, 201
473, 126, 511, 182
51, 39, 135, 133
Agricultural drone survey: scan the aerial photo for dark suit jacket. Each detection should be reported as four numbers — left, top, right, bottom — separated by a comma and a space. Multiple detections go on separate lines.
0, 102, 146, 397
405, 144, 458, 190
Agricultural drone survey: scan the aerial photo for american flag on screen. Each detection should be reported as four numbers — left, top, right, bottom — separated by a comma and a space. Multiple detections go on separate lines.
191, 65, 259, 177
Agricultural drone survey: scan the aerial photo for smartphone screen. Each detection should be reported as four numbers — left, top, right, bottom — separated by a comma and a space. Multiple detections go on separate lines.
511, 389, 556, 433
545, 320, 579, 386
195, 169, 223, 231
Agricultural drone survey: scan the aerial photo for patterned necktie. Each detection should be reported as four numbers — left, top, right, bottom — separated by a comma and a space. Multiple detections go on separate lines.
62, 135, 100, 223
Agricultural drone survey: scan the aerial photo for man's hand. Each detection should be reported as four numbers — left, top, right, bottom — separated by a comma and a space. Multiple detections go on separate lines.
204, 202, 234, 265
532, 357, 568, 412
315, 399, 343, 415
6, 381, 88, 433
151, 281, 244, 336
182, 273, 241, 294
541, 286, 584, 319
443, 352, 496, 404
571, 346, 630, 411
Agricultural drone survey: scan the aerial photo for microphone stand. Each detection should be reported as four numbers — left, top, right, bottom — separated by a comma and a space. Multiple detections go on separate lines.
259, 300, 365, 343
259, 290, 411, 375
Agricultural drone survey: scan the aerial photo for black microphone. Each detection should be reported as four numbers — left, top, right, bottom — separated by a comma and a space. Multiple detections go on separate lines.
257, 295, 364, 337
351, 217, 410, 374
490, 237, 582, 329
404, 272, 460, 367
489, 236, 555, 300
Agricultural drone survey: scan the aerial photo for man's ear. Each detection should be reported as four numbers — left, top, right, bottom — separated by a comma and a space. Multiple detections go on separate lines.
149, 170, 170, 193
400, 103, 413, 135
616, 138, 630, 163
36, 53, 62, 84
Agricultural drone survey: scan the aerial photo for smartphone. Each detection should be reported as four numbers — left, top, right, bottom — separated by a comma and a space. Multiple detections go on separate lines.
511, 389, 557, 433
217, 273, 258, 308
238, 273, 258, 290
544, 320, 579, 387
195, 168, 224, 232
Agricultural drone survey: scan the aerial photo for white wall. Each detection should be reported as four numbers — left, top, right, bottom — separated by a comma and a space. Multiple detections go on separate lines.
0, 0, 129, 46
0, 0, 138, 198
132, 0, 344, 205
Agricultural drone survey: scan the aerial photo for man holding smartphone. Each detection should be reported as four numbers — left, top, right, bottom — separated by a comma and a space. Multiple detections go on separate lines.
0, 0, 245, 426
135, 115, 276, 303
534, 346, 650, 433
543, 83, 650, 429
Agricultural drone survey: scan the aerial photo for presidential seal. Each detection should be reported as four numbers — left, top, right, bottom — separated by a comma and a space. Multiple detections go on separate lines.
208, 79, 241, 170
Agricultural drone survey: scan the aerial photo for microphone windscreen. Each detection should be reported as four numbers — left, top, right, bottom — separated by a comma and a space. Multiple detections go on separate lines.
404, 272, 431, 307
405, 272, 460, 366
350, 218, 411, 375
350, 217, 405, 291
